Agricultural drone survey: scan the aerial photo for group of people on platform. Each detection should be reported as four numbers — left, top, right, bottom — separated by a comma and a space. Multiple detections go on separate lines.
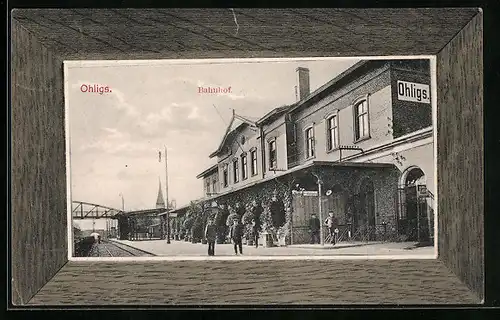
204, 212, 339, 256
309, 211, 339, 245
204, 215, 261, 256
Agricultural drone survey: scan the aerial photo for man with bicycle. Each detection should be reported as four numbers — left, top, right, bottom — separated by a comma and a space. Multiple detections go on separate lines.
324, 211, 339, 245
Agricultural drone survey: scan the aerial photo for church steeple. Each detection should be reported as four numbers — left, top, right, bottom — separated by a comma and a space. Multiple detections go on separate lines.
156, 178, 165, 209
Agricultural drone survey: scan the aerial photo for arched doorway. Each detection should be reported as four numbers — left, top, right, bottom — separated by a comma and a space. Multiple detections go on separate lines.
400, 167, 430, 242
355, 178, 376, 240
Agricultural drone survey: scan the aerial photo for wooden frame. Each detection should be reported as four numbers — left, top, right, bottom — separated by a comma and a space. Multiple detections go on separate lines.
10, 8, 483, 305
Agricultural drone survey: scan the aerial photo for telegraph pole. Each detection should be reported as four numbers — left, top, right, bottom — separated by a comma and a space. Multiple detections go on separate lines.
318, 181, 324, 246
165, 146, 171, 244
312, 172, 324, 246
119, 193, 124, 239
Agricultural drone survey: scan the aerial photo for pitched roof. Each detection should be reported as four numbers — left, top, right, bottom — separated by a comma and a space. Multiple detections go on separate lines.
255, 105, 294, 126
209, 110, 258, 158
196, 163, 219, 179
288, 60, 388, 114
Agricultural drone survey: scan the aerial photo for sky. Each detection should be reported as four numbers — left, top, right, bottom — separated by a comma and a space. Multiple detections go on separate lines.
67, 58, 361, 229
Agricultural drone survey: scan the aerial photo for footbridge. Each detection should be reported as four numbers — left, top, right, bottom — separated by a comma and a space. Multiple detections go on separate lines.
72, 201, 124, 219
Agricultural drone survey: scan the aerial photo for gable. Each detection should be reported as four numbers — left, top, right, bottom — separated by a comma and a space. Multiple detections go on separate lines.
209, 112, 257, 158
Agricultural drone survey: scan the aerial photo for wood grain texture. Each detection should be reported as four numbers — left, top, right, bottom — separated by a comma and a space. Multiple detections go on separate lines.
9, 8, 483, 306
11, 19, 68, 305
437, 12, 484, 300
28, 260, 479, 305
11, 8, 478, 59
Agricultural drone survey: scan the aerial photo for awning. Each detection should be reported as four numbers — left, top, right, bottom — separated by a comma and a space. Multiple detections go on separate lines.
197, 160, 396, 202
158, 211, 180, 217
114, 208, 166, 218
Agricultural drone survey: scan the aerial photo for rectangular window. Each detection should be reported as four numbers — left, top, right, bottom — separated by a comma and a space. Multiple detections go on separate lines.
205, 179, 210, 195
305, 127, 315, 158
269, 140, 277, 169
241, 154, 248, 180
222, 164, 228, 187
251, 149, 258, 176
212, 178, 217, 193
327, 115, 339, 150
233, 159, 239, 183
354, 100, 369, 141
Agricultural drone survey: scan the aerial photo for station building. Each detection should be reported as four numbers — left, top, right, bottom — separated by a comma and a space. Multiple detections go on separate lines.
178, 59, 435, 245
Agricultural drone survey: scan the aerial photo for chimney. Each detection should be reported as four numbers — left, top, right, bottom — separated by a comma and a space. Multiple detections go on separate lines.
296, 67, 310, 101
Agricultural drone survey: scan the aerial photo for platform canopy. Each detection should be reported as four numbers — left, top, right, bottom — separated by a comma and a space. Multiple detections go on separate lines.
114, 208, 167, 219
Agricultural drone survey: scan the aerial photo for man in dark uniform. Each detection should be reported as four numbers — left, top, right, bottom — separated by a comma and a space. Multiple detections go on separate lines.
230, 219, 244, 255
251, 201, 263, 248
204, 219, 217, 256
309, 213, 321, 244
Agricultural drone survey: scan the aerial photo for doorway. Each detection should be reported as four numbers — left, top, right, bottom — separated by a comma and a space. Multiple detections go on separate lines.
354, 178, 376, 241
399, 167, 430, 243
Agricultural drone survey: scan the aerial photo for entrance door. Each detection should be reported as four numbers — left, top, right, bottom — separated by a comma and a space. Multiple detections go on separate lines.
291, 191, 319, 244
405, 185, 418, 241
400, 167, 429, 243
356, 179, 376, 241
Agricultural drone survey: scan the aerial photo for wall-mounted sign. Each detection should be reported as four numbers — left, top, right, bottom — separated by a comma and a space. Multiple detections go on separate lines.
417, 185, 429, 198
397, 80, 431, 104
292, 190, 318, 196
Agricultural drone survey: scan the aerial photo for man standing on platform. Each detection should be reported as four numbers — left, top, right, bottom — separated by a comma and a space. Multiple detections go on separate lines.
324, 211, 339, 245
251, 201, 263, 248
230, 219, 244, 255
204, 218, 217, 256
309, 213, 321, 244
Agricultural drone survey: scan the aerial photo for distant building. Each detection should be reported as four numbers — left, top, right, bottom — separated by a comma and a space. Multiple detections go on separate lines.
185, 59, 434, 245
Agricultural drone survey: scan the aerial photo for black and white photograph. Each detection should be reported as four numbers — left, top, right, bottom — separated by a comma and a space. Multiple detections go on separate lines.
66, 57, 437, 259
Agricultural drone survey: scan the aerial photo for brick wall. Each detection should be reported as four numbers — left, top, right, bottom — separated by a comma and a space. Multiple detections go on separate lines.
389, 60, 432, 138
290, 63, 393, 167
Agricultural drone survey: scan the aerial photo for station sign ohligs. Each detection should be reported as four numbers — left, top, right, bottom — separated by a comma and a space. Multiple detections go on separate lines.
397, 80, 431, 104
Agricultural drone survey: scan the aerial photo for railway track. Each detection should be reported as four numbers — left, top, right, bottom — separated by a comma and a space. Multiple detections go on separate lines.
87, 240, 155, 257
